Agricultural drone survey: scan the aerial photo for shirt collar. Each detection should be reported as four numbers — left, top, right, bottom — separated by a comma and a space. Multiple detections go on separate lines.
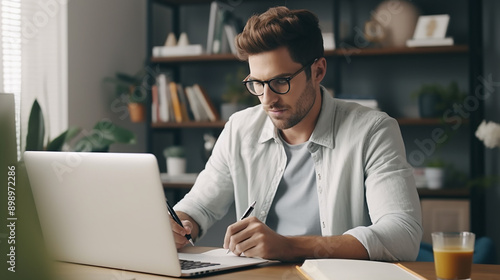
257, 85, 337, 149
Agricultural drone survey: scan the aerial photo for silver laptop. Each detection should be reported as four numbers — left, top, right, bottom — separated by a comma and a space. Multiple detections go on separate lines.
24, 151, 267, 277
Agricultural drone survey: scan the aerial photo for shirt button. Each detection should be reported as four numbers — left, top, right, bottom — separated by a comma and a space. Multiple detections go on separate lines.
260, 211, 266, 216
317, 173, 321, 180
322, 221, 326, 228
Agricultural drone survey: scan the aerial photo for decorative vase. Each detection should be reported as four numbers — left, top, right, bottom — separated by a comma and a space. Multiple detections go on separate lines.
166, 157, 186, 175
128, 103, 145, 123
418, 92, 443, 118
425, 167, 445, 189
367, 0, 420, 47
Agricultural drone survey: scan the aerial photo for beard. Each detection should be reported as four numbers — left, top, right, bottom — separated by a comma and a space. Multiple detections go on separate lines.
265, 80, 317, 130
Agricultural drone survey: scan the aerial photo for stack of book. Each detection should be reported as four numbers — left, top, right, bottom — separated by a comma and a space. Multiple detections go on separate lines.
206, 1, 243, 55
152, 74, 220, 123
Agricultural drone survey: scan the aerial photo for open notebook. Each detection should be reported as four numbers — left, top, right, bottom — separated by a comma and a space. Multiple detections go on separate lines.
297, 259, 426, 280
24, 151, 267, 277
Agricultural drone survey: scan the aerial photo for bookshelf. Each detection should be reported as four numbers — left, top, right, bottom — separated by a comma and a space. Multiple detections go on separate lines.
146, 0, 485, 235
150, 45, 469, 64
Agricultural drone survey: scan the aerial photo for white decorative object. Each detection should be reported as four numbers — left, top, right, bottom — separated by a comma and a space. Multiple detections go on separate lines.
425, 167, 445, 189
406, 14, 454, 47
152, 44, 203, 57
475, 120, 500, 148
177, 32, 190, 46
322, 32, 336, 50
365, 0, 420, 47
164, 32, 177, 46
166, 157, 186, 175
163, 146, 186, 175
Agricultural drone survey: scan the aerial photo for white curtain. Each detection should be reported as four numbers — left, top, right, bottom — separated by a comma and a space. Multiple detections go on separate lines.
1, 0, 68, 158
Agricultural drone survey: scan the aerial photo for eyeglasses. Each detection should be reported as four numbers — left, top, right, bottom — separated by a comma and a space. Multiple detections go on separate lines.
242, 58, 318, 96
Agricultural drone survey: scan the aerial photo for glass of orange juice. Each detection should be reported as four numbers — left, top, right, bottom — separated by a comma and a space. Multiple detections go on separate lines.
432, 232, 475, 280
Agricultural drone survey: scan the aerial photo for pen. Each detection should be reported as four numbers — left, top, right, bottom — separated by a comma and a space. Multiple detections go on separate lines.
166, 199, 195, 246
227, 200, 256, 253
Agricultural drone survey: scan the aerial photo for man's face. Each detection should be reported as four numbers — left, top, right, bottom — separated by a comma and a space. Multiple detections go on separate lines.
247, 47, 318, 130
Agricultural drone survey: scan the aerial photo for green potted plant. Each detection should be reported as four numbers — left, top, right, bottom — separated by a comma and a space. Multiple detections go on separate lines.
103, 70, 147, 123
220, 67, 259, 121
424, 158, 446, 190
163, 145, 186, 175
411, 81, 466, 118
25, 99, 136, 152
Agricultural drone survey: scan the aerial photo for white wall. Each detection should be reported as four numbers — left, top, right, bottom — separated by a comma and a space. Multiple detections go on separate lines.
67, 0, 147, 153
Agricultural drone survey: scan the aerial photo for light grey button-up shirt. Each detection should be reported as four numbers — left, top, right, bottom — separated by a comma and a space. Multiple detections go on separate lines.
174, 86, 423, 261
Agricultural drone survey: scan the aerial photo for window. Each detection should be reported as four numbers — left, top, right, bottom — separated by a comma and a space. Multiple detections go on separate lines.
0, 0, 67, 159
1, 0, 21, 158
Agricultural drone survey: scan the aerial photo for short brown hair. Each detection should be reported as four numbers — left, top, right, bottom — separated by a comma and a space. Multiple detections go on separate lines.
235, 6, 324, 68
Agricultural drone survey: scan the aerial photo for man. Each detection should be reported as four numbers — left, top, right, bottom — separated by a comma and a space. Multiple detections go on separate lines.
171, 6, 422, 262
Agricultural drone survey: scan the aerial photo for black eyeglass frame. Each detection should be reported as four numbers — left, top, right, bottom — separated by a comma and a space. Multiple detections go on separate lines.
242, 58, 319, 96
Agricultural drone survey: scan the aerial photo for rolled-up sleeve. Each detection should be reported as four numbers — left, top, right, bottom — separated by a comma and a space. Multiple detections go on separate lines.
173, 122, 235, 239
345, 117, 422, 261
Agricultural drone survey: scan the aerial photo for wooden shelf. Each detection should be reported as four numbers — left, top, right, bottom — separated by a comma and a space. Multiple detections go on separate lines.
162, 182, 194, 189
417, 188, 470, 199
152, 120, 226, 129
163, 184, 472, 197
396, 117, 469, 126
153, 0, 272, 6
151, 53, 239, 63
152, 118, 464, 128
328, 45, 469, 57
150, 45, 469, 64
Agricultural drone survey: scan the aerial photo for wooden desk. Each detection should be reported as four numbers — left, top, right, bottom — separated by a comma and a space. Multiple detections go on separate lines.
52, 260, 500, 280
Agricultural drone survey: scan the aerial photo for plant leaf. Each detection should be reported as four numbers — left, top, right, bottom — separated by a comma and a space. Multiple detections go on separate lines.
46, 127, 81, 151
93, 120, 136, 144
25, 100, 45, 151
72, 131, 111, 152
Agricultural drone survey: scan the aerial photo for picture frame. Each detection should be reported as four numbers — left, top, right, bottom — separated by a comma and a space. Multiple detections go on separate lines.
412, 14, 450, 40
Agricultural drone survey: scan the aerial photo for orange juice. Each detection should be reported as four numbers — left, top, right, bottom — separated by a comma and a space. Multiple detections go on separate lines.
433, 247, 473, 279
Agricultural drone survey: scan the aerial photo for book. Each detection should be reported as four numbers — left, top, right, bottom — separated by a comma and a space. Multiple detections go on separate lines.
152, 44, 203, 57
156, 74, 170, 122
296, 259, 426, 280
224, 23, 237, 55
169, 82, 184, 122
176, 84, 192, 121
192, 84, 220, 121
151, 84, 159, 123
206, 1, 233, 54
212, 5, 226, 54
206, 1, 218, 54
185, 86, 208, 121
223, 12, 243, 55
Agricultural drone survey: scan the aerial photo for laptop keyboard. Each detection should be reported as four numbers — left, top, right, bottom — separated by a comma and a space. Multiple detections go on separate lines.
179, 259, 220, 270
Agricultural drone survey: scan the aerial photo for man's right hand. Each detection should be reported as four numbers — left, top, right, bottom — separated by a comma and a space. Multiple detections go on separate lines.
169, 217, 193, 249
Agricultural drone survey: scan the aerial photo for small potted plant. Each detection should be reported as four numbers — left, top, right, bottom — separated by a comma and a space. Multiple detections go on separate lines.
424, 158, 446, 190
220, 67, 259, 121
411, 81, 466, 118
163, 145, 186, 175
103, 71, 147, 123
